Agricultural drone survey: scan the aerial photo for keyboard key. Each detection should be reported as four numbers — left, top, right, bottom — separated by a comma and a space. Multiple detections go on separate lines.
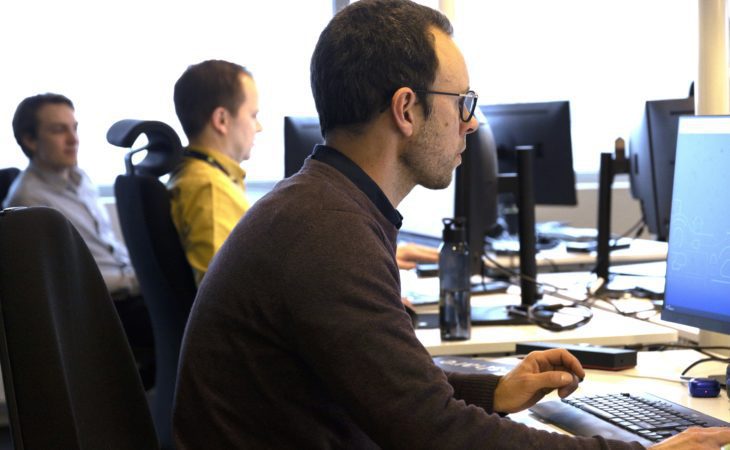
579, 404, 615, 420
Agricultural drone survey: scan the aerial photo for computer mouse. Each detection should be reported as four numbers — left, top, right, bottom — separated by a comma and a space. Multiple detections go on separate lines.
688, 378, 721, 398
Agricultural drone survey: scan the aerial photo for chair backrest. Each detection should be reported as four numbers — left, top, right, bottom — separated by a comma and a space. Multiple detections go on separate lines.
107, 119, 196, 450
0, 168, 20, 203
0, 206, 158, 450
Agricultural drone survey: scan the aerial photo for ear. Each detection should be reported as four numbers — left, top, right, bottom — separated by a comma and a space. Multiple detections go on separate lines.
21, 135, 37, 157
390, 87, 419, 138
209, 106, 229, 135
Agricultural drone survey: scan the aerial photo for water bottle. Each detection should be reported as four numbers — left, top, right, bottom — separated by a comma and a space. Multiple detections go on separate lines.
439, 218, 471, 341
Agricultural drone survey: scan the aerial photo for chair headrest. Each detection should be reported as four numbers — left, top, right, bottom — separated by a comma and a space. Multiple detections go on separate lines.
107, 119, 182, 177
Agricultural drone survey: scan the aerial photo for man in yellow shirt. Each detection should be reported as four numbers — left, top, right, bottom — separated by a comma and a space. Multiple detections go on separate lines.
169, 59, 438, 286
168, 60, 262, 285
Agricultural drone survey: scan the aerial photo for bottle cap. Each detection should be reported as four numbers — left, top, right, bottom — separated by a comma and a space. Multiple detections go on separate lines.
442, 217, 467, 243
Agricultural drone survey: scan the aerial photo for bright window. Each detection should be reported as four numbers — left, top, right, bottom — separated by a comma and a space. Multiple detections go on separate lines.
0, 0, 701, 186
0, 0, 331, 184
454, 0, 698, 174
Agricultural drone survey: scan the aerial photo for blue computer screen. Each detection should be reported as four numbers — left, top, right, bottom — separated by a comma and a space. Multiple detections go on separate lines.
662, 116, 730, 334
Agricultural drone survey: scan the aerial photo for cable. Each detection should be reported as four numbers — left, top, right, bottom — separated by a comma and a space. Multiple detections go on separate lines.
479, 252, 595, 331
629, 344, 730, 373
628, 343, 730, 352
480, 219, 663, 327
481, 253, 590, 303
617, 343, 730, 379
620, 217, 647, 240
593, 298, 660, 320
482, 250, 669, 326
681, 356, 730, 377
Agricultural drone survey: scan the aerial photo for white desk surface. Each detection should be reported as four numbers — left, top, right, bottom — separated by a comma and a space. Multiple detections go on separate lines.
496, 238, 667, 272
415, 293, 678, 356
536, 266, 701, 343
504, 349, 730, 432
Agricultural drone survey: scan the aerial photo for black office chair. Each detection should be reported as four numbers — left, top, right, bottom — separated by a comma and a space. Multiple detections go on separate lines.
0, 168, 20, 204
106, 119, 196, 450
0, 206, 158, 449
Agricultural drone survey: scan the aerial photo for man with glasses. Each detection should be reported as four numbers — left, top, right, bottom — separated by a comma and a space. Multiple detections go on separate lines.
175, 1, 730, 448
414, 89, 479, 123
172, 2, 577, 447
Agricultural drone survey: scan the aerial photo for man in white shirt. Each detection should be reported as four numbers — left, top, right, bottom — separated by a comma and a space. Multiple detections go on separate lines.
4, 93, 154, 387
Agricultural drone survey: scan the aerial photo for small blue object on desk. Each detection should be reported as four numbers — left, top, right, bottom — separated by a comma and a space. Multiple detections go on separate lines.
689, 378, 721, 398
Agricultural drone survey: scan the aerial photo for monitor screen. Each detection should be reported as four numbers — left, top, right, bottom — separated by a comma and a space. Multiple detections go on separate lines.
481, 101, 576, 206
629, 97, 694, 241
454, 112, 500, 275
284, 116, 324, 178
662, 115, 730, 335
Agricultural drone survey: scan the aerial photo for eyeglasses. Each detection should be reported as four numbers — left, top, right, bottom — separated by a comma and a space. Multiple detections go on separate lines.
414, 89, 478, 123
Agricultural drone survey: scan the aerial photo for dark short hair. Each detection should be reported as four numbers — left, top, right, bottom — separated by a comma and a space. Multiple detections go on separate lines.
174, 60, 252, 139
310, 0, 452, 137
13, 93, 75, 159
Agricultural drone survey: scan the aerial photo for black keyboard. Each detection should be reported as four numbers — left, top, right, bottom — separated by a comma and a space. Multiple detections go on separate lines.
530, 392, 730, 446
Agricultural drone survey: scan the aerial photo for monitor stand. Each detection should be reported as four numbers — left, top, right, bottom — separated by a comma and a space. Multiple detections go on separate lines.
595, 139, 632, 281
594, 139, 661, 299
475, 146, 539, 326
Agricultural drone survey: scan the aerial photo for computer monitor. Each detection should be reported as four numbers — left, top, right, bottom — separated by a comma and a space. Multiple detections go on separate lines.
284, 116, 324, 178
481, 101, 576, 206
454, 112, 500, 275
629, 97, 694, 241
662, 115, 730, 335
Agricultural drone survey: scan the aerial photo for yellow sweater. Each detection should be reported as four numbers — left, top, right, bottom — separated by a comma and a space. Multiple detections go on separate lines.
168, 146, 249, 285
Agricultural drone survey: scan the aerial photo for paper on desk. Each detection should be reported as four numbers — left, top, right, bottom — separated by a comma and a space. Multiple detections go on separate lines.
401, 272, 440, 305
433, 356, 515, 376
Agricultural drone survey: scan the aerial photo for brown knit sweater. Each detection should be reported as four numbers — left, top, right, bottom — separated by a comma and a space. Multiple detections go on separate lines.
173, 147, 644, 450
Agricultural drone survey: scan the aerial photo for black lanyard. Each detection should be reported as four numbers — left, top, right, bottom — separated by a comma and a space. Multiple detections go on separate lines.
183, 149, 230, 177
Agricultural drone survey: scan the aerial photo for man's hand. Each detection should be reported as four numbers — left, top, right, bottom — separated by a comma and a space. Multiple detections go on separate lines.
493, 349, 584, 413
396, 242, 439, 270
649, 427, 730, 449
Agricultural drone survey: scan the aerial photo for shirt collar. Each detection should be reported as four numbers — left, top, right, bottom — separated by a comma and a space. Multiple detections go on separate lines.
186, 146, 246, 181
27, 161, 83, 191
311, 145, 402, 229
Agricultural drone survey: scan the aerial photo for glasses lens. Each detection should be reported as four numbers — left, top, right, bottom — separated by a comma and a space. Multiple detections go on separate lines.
461, 92, 477, 122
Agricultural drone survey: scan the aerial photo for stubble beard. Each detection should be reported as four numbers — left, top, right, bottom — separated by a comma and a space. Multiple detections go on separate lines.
399, 119, 455, 191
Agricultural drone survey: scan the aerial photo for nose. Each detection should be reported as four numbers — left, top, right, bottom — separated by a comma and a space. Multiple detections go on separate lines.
461, 113, 479, 135
68, 129, 79, 144
256, 119, 263, 133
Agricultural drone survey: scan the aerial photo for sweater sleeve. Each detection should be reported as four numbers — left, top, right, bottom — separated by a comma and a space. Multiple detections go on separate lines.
447, 372, 501, 414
